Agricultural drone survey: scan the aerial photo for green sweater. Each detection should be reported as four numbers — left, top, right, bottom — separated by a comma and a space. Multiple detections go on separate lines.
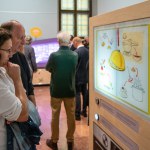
46, 46, 78, 98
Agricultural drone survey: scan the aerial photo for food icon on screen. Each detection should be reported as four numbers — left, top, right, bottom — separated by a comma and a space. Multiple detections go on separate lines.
122, 32, 143, 62
100, 32, 113, 49
109, 50, 125, 71
100, 59, 113, 90
120, 67, 133, 98
101, 41, 105, 47
120, 86, 128, 98
107, 45, 111, 49
131, 67, 145, 102
120, 66, 145, 102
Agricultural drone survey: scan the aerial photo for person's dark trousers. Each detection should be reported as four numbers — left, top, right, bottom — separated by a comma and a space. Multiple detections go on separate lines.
30, 144, 36, 150
86, 87, 89, 107
6, 124, 36, 150
86, 87, 89, 125
6, 124, 14, 150
75, 83, 88, 117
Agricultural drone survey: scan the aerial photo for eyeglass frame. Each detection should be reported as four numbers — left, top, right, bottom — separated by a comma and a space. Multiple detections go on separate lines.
0, 48, 12, 53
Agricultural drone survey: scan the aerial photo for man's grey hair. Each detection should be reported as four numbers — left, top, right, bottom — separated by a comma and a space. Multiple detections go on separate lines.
57, 31, 70, 46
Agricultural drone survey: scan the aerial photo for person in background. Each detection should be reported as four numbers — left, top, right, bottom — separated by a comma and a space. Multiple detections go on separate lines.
24, 35, 37, 78
18, 44, 24, 54
0, 28, 28, 150
73, 37, 89, 121
46, 31, 78, 150
1, 20, 36, 106
86, 60, 89, 125
83, 36, 89, 49
83, 36, 89, 124
69, 35, 76, 51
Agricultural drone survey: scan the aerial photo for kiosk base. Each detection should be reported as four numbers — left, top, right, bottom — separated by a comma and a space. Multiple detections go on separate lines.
93, 123, 122, 150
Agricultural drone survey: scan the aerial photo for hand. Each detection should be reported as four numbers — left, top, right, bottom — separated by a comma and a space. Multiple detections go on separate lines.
6, 62, 21, 82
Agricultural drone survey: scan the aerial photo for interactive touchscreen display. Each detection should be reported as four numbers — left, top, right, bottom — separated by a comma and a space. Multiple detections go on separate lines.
32, 38, 59, 68
94, 18, 150, 115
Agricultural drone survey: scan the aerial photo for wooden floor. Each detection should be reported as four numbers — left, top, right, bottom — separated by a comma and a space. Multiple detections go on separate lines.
35, 86, 89, 150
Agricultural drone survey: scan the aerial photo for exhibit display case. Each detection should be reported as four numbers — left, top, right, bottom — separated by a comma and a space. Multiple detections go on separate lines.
89, 1, 150, 150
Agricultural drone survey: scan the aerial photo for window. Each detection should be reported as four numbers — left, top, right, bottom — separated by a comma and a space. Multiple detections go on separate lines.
59, 0, 92, 37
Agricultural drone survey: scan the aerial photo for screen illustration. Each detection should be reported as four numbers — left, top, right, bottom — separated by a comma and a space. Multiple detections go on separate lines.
94, 19, 150, 115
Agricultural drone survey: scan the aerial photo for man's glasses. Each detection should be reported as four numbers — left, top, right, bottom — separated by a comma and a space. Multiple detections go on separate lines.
0, 48, 12, 53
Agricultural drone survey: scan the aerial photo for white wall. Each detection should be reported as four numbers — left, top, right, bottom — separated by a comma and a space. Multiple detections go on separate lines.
92, 0, 98, 16
0, 0, 58, 40
97, 0, 146, 15
0, 0, 147, 39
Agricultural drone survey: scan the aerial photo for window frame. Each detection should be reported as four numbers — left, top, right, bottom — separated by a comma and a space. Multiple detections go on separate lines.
58, 0, 92, 37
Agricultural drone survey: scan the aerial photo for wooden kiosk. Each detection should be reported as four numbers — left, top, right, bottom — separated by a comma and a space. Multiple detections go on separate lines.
89, 1, 150, 150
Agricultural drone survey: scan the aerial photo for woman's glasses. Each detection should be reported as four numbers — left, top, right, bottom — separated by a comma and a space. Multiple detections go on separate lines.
0, 48, 12, 53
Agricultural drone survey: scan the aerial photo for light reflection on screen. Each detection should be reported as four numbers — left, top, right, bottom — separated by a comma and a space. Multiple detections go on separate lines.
32, 38, 59, 68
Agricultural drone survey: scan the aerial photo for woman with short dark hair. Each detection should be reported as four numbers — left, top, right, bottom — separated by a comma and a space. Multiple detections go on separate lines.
0, 28, 28, 150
